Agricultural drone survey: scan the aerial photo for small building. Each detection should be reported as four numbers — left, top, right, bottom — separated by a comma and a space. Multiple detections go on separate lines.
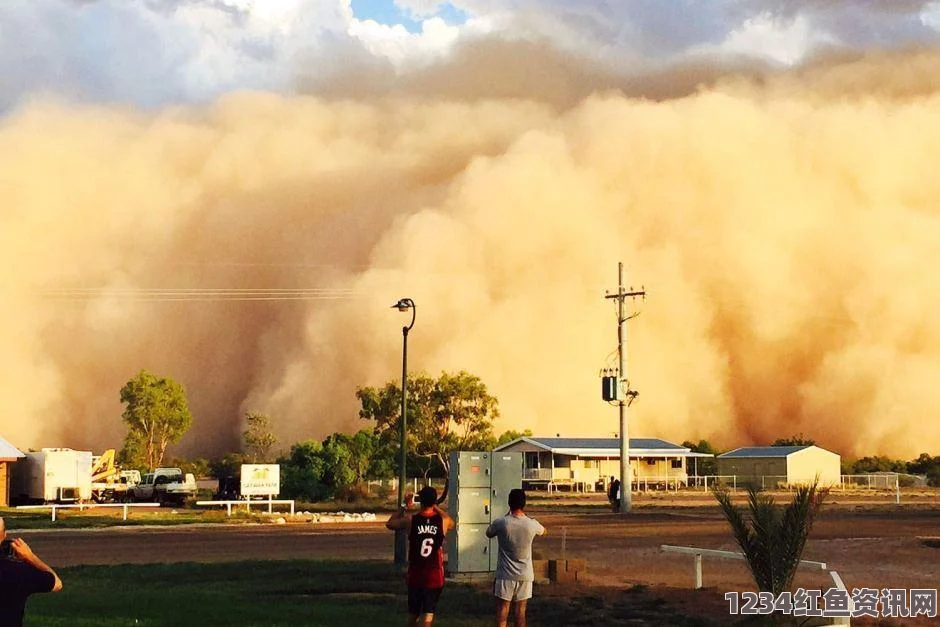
716, 445, 841, 488
493, 436, 713, 491
0, 437, 25, 507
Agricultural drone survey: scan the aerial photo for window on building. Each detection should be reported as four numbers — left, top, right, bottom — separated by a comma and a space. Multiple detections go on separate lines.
645, 458, 656, 465
671, 458, 683, 469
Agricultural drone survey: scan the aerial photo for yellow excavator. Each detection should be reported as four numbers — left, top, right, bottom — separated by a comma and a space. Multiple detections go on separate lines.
90, 449, 141, 502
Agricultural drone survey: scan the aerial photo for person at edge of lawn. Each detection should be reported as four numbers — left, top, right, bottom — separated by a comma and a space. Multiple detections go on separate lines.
386, 486, 454, 627
486, 489, 546, 627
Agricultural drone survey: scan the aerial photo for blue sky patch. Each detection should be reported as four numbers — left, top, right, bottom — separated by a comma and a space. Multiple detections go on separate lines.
350, 0, 468, 33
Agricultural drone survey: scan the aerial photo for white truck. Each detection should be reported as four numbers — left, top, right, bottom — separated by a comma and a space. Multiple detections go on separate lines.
126, 468, 197, 506
10, 448, 93, 504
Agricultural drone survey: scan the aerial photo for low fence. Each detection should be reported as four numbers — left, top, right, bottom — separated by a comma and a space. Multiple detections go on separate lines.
685, 474, 904, 492
364, 478, 447, 495
661, 544, 827, 589
16, 503, 160, 521
661, 544, 851, 626
196, 497, 295, 516
840, 473, 901, 489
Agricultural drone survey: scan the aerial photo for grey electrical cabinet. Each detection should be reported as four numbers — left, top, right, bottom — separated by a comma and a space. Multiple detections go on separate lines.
446, 450, 523, 575
455, 451, 491, 488
491, 452, 522, 509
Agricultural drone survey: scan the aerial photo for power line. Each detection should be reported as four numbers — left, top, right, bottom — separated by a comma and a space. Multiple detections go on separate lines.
31, 287, 363, 302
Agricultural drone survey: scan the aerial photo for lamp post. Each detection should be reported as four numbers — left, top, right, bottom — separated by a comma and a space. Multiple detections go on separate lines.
392, 297, 416, 566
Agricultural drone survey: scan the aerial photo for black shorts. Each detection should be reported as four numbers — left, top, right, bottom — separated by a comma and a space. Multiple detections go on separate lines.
408, 586, 443, 615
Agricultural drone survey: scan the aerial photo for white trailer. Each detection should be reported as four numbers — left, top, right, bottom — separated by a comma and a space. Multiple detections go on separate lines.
11, 448, 93, 503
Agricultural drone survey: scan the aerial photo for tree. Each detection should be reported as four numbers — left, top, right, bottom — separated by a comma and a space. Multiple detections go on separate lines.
343, 429, 381, 483
496, 429, 533, 447
320, 434, 357, 492
243, 411, 277, 463
713, 481, 828, 596
907, 453, 938, 475
117, 434, 146, 470
849, 455, 907, 473
907, 453, 940, 487
928, 467, 940, 488
357, 370, 499, 499
278, 440, 328, 502
209, 452, 247, 479
681, 439, 719, 475
119, 370, 193, 470
772, 434, 816, 447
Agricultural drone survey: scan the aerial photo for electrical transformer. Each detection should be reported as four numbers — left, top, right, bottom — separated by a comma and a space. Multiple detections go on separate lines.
446, 450, 523, 574
601, 375, 619, 401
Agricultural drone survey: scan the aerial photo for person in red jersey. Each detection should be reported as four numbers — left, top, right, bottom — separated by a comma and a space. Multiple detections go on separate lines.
386, 486, 454, 626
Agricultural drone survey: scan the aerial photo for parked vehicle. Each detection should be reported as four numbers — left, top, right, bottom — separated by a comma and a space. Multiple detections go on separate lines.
11, 448, 93, 504
90, 449, 141, 502
127, 468, 197, 506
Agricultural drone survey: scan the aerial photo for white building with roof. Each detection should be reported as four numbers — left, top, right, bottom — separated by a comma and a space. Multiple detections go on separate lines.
716, 445, 841, 488
493, 436, 713, 491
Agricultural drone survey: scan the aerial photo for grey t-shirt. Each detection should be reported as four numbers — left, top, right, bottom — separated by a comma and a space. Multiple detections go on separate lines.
486, 513, 546, 581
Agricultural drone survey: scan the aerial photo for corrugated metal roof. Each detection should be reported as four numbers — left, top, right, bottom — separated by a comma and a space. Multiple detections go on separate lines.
0, 436, 25, 460
536, 437, 684, 450
496, 437, 686, 452
718, 446, 810, 458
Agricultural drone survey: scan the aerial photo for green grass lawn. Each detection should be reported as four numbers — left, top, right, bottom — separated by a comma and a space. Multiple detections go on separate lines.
23, 560, 727, 627
27, 560, 492, 627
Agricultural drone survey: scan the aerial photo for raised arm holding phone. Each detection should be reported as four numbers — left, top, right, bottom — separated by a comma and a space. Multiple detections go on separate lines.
0, 516, 63, 627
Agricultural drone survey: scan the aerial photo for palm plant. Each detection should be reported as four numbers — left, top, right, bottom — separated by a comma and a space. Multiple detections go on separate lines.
712, 480, 829, 595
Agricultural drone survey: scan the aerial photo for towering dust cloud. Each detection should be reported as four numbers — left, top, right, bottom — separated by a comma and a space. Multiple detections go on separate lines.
2, 46, 939, 459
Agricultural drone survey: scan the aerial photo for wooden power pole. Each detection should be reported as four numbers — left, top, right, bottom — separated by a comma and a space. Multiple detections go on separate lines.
605, 262, 645, 513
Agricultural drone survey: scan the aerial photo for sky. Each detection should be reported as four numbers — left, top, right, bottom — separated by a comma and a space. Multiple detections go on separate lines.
3, 0, 940, 110
3, 1, 940, 460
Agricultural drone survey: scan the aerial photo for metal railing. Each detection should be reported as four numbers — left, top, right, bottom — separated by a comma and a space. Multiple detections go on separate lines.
523, 469, 554, 481
16, 503, 160, 521
839, 473, 900, 489
196, 497, 295, 516
364, 478, 447, 494
661, 544, 827, 589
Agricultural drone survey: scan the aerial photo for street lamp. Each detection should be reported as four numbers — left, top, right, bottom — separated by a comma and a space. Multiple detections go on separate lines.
392, 297, 416, 566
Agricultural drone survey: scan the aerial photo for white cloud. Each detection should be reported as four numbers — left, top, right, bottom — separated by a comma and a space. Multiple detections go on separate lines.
348, 16, 461, 67
919, 2, 940, 30
716, 13, 833, 66
0, 0, 359, 108
2, 0, 940, 109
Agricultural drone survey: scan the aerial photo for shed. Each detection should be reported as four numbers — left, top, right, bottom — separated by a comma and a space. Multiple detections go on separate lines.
0, 437, 25, 507
716, 445, 841, 488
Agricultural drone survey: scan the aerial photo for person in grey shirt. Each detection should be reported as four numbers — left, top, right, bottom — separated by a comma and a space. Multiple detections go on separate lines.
485, 489, 546, 627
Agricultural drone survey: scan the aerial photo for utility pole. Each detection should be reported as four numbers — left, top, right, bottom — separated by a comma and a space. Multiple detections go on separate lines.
605, 262, 645, 514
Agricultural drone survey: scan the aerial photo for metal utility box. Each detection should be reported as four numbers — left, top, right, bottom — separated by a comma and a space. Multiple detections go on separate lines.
454, 486, 491, 524
447, 450, 523, 575
452, 522, 490, 572
12, 448, 93, 503
491, 452, 522, 507
454, 451, 491, 488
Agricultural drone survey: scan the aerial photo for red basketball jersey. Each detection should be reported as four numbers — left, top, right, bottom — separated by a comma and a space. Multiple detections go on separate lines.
407, 511, 445, 588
